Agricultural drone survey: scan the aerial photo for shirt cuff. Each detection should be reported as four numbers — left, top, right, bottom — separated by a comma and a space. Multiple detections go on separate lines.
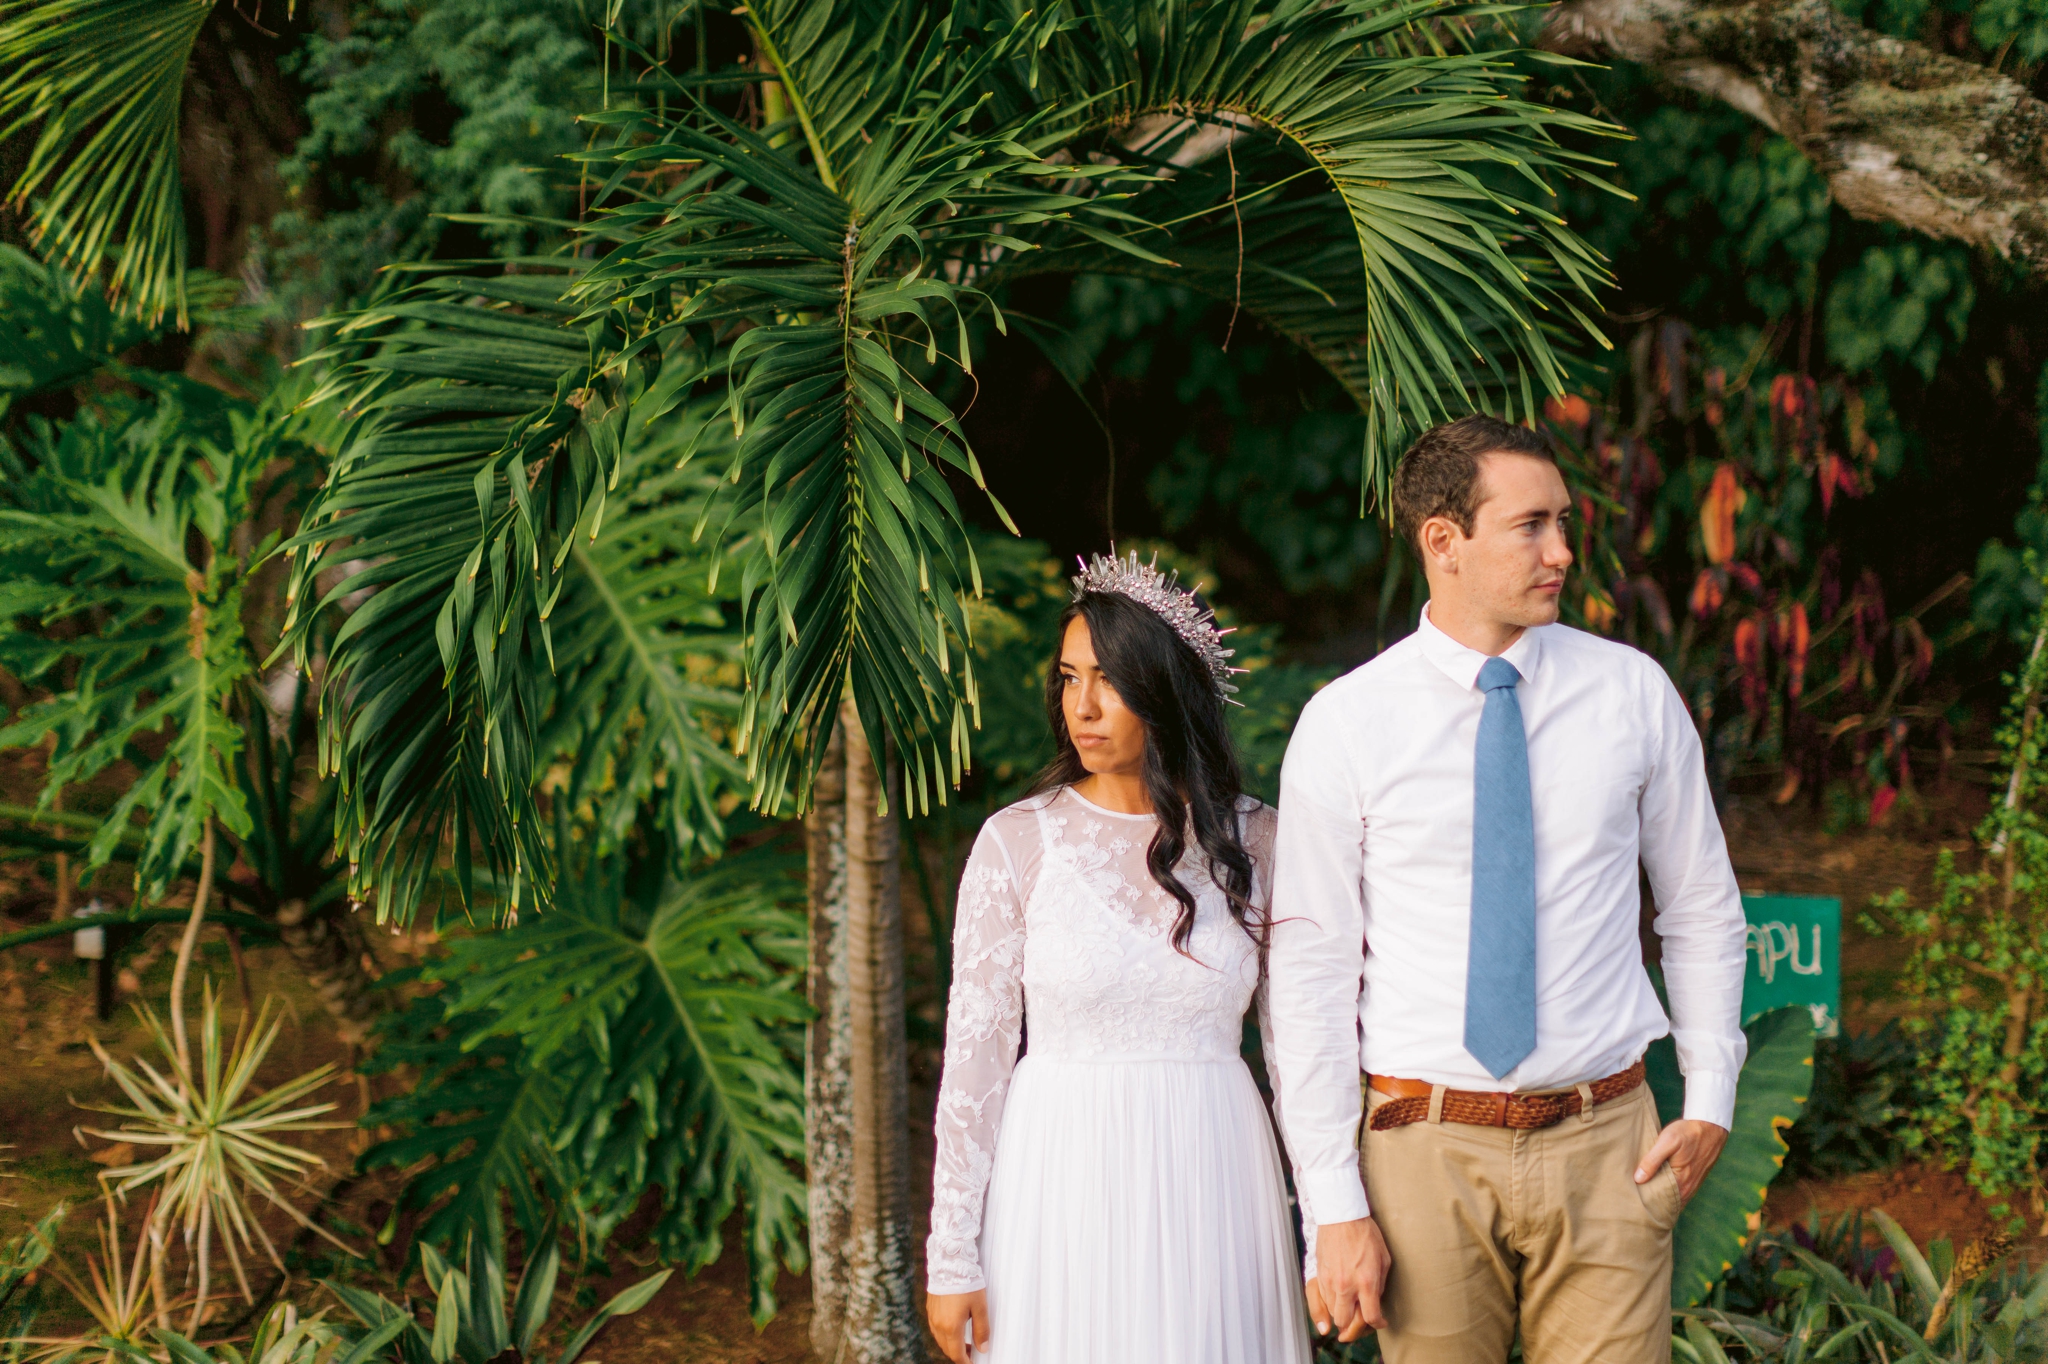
928, 1271, 987, 1295
1297, 1167, 1371, 1224
1681, 1070, 1738, 1130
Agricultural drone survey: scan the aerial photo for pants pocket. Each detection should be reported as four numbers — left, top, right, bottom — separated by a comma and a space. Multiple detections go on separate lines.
1627, 1090, 1683, 1231
1636, 1163, 1683, 1231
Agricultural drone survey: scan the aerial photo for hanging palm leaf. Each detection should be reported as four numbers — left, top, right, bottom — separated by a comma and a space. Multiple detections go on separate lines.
283, 276, 752, 923
0, 0, 217, 325
992, 0, 1623, 501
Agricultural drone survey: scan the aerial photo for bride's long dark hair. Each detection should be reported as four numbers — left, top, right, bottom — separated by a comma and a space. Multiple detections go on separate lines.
1023, 588, 1260, 954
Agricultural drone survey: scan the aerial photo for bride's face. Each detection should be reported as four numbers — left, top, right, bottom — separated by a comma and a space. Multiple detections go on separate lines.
1058, 616, 1148, 778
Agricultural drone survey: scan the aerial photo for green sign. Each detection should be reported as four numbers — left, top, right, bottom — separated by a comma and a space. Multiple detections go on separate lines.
1741, 895, 1839, 1037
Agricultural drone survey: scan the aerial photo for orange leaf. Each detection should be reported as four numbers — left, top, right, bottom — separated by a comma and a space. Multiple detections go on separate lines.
1689, 569, 1724, 620
1545, 394, 1593, 429
1733, 616, 1762, 670
1699, 464, 1746, 565
1785, 602, 1809, 699
1771, 373, 1802, 421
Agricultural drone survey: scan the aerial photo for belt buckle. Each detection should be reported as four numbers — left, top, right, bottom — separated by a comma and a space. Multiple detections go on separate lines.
1486, 1091, 1510, 1127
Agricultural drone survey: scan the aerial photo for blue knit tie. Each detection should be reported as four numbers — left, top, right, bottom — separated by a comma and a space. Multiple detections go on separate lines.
1464, 656, 1537, 1079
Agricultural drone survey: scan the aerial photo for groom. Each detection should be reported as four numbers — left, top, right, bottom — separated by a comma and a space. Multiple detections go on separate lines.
1268, 415, 1749, 1361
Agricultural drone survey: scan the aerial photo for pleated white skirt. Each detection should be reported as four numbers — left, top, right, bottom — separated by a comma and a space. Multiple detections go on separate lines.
976, 1054, 1312, 1363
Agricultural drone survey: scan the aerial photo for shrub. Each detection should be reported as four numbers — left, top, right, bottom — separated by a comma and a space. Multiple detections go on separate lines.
1865, 569, 2048, 1216
1780, 1024, 1920, 1179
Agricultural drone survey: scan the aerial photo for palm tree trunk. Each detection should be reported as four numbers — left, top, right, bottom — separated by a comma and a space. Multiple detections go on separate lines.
807, 697, 924, 1361
272, 900, 383, 1047
807, 716, 854, 1356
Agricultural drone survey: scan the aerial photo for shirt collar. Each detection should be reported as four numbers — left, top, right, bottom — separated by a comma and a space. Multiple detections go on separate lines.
1415, 602, 1546, 692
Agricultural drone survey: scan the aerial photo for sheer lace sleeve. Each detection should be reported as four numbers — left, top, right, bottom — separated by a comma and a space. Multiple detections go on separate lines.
926, 818, 1031, 1293
1246, 801, 1319, 1282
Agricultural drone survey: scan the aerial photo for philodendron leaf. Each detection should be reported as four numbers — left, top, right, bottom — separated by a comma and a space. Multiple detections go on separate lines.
1654, 1007, 1817, 1307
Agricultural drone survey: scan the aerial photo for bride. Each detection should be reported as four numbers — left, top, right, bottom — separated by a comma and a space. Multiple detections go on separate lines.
924, 552, 1312, 1363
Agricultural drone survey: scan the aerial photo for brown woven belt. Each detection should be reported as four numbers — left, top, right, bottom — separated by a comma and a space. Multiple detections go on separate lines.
1365, 1059, 1646, 1132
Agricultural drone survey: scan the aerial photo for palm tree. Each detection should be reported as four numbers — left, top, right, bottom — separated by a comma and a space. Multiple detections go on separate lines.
4, 0, 1622, 1355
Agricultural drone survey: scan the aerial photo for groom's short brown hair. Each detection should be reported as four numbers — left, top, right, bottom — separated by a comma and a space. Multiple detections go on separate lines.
1391, 414, 1554, 555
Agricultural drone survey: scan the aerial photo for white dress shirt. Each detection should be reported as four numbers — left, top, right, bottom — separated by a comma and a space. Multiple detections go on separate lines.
1268, 606, 1748, 1227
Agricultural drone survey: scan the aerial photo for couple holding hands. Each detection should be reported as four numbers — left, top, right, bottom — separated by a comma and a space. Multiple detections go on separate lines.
923, 415, 1748, 1364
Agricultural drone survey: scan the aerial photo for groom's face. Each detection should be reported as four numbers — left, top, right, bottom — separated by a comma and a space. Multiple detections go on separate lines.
1431, 452, 1575, 630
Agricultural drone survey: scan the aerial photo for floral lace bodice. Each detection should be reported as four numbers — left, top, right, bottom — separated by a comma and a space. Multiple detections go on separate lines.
926, 786, 1290, 1293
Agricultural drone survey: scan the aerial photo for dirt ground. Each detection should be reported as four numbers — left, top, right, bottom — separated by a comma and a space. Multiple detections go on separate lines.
0, 777, 2021, 1362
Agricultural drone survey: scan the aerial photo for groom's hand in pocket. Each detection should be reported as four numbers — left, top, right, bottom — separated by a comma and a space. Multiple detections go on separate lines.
1310, 1217, 1392, 1342
927, 1290, 989, 1362
1635, 1118, 1729, 1203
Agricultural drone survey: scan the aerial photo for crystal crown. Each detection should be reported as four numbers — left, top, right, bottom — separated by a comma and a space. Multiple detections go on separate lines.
1071, 551, 1243, 701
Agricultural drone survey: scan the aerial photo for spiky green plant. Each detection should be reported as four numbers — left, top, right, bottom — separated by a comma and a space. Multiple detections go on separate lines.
79, 986, 354, 1333
325, 1220, 669, 1364
1673, 1210, 2048, 1363
16, 1195, 168, 1364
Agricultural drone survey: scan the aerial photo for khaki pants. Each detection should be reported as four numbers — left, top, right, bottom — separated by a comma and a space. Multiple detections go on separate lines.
1360, 1081, 1678, 1364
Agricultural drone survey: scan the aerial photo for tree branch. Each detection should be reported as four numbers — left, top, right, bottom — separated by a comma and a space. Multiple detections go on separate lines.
1540, 0, 2048, 271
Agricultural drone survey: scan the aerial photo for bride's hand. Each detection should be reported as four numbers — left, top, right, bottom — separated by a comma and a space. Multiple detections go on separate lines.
927, 1289, 990, 1362
1311, 1217, 1392, 1342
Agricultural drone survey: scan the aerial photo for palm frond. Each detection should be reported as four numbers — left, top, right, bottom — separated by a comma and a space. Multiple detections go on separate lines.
284, 274, 752, 924
527, 408, 750, 859
0, 245, 160, 410
568, 4, 1147, 815
1005, 0, 1626, 504
0, 0, 215, 325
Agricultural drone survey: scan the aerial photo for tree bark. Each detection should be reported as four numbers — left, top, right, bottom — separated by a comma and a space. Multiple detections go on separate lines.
1538, 0, 2048, 271
806, 717, 854, 1359
272, 900, 383, 1048
806, 698, 925, 1362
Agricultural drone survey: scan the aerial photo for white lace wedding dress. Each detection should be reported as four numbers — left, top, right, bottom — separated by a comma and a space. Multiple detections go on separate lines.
927, 785, 1311, 1362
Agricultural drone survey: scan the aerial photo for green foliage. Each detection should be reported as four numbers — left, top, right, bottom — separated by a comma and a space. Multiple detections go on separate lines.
1866, 575, 2048, 1207
1972, 362, 2048, 645
1823, 241, 1975, 383
1648, 1008, 1818, 1308
282, 272, 750, 923
277, 0, 1622, 921
358, 834, 808, 1321
1, 1205, 62, 1358
1674, 1211, 2048, 1361
1833, 0, 2048, 67
1567, 104, 1832, 322
323, 1217, 671, 1364
0, 0, 213, 324
9, 1221, 669, 1364
0, 246, 161, 410
947, 532, 1069, 804
1781, 1025, 1920, 1179
273, 0, 691, 308
0, 369, 319, 896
